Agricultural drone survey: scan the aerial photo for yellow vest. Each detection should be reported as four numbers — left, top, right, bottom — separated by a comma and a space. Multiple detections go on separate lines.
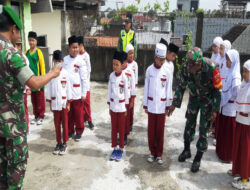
120, 29, 135, 52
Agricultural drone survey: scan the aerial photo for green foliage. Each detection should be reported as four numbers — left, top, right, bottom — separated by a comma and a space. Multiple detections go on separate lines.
196, 8, 204, 14
144, 1, 170, 14
169, 10, 176, 32
144, 3, 151, 11
107, 10, 116, 18
153, 2, 161, 12
121, 5, 138, 14
176, 30, 193, 77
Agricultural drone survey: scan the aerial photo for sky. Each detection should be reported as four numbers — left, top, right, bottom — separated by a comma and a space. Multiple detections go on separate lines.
101, 0, 250, 12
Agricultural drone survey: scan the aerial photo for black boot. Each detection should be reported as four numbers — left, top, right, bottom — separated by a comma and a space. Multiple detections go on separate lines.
124, 135, 127, 146
178, 142, 191, 162
88, 121, 94, 130
191, 151, 203, 173
130, 125, 133, 132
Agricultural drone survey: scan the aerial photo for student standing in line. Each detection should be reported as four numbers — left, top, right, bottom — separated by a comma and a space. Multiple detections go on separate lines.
216, 49, 241, 163
231, 60, 250, 190
77, 36, 94, 130
62, 36, 88, 142
126, 44, 138, 132
107, 51, 129, 161
143, 43, 171, 165
46, 50, 72, 155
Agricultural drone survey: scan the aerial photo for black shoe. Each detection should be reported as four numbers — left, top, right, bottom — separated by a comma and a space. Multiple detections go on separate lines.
124, 135, 127, 146
74, 134, 82, 142
88, 121, 94, 130
59, 143, 67, 155
191, 160, 201, 173
130, 125, 133, 132
178, 149, 191, 162
190, 151, 203, 173
68, 132, 74, 139
53, 143, 62, 155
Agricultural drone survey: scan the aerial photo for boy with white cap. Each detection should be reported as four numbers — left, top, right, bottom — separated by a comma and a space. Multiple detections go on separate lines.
121, 51, 136, 145
143, 43, 171, 164
126, 44, 138, 132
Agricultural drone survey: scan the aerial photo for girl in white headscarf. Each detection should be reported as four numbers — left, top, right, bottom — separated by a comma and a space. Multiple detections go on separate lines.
216, 40, 232, 82
216, 49, 241, 163
211, 36, 223, 62
231, 60, 250, 189
213, 40, 232, 143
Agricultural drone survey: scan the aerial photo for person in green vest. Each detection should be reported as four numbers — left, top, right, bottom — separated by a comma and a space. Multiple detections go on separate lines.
25, 31, 46, 126
117, 13, 137, 60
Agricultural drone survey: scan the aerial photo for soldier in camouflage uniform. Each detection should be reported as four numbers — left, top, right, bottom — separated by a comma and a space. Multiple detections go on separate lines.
168, 47, 222, 173
0, 6, 60, 189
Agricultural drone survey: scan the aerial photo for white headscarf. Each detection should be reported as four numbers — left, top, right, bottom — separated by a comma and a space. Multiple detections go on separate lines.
235, 60, 250, 112
211, 37, 223, 62
215, 40, 232, 78
221, 49, 241, 106
223, 40, 232, 53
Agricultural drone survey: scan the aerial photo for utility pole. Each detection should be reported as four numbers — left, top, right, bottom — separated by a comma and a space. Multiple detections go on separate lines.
116, 1, 122, 10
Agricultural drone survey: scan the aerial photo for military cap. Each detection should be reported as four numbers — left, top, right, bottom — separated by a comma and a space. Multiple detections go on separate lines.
3, 6, 22, 30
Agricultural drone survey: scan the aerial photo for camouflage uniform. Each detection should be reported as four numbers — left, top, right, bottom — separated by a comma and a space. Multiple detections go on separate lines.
0, 34, 34, 189
172, 49, 221, 152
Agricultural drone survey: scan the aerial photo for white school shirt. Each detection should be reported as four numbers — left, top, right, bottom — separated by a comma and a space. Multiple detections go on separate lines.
127, 60, 138, 87
123, 65, 136, 98
46, 68, 72, 111
163, 59, 174, 102
211, 52, 220, 63
107, 72, 129, 113
62, 55, 88, 100
143, 63, 171, 114
79, 51, 91, 91
236, 112, 250, 126
215, 55, 228, 84
220, 86, 240, 117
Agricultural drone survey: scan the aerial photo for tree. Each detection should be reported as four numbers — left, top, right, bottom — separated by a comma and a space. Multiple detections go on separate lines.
107, 10, 116, 18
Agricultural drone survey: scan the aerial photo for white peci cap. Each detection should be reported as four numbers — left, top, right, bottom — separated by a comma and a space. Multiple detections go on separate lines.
155, 43, 167, 58
126, 44, 134, 53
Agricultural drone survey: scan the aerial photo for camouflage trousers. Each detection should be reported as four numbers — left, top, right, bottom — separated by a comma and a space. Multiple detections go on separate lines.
0, 136, 28, 190
184, 97, 212, 152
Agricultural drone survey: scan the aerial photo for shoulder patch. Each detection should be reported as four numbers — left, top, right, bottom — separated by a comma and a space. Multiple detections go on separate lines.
213, 68, 222, 89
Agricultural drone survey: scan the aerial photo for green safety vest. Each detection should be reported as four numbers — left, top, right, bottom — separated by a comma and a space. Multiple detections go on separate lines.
120, 29, 135, 53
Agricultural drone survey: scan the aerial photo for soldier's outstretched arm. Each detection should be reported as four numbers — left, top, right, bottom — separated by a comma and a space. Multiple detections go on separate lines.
172, 64, 188, 109
25, 65, 60, 90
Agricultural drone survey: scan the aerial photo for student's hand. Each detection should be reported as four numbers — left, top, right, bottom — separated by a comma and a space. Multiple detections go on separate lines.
165, 106, 170, 116
51, 65, 61, 78
145, 109, 148, 114
210, 112, 217, 122
125, 111, 127, 117
168, 105, 175, 116
26, 89, 31, 95
67, 103, 70, 112
81, 96, 86, 102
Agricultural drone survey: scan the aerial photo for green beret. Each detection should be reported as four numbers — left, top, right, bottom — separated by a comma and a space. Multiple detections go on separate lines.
3, 6, 22, 30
